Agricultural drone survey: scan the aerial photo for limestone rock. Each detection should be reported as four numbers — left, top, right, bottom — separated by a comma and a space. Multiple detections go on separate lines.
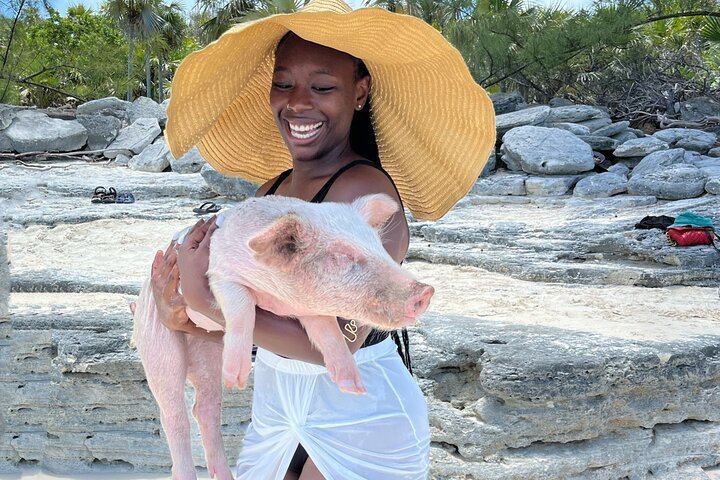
708, 147, 720, 158
592, 121, 630, 138
495, 106, 550, 134
680, 96, 720, 123
0, 130, 13, 152
4, 111, 87, 153
577, 117, 613, 132
573, 172, 627, 198
630, 148, 685, 179
612, 130, 638, 144
577, 135, 619, 151
75, 114, 121, 151
472, 171, 527, 196
502, 126, 594, 175
128, 142, 170, 173
128, 96, 167, 127
104, 118, 161, 159
627, 164, 708, 200
706, 178, 720, 195
607, 163, 630, 178
684, 154, 720, 179
653, 128, 717, 153
76, 96, 131, 123
0, 230, 8, 320
541, 122, 590, 135
113, 153, 132, 166
545, 105, 609, 123
614, 137, 669, 158
548, 97, 574, 107
480, 149, 496, 177
0, 104, 18, 130
169, 145, 206, 174
200, 164, 258, 200
524, 175, 580, 196
489, 92, 526, 115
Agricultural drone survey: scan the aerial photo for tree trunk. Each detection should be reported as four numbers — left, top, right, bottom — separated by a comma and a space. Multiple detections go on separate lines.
145, 44, 151, 100
127, 34, 134, 102
158, 53, 164, 103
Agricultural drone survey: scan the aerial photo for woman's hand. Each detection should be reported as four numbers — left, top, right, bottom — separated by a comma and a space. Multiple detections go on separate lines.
176, 216, 220, 314
150, 241, 196, 334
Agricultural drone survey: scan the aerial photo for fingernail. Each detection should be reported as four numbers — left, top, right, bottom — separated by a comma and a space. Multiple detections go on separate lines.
215, 214, 224, 227
177, 227, 190, 245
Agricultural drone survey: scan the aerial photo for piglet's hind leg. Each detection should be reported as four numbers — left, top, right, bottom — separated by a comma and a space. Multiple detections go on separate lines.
211, 281, 256, 390
187, 336, 233, 480
298, 315, 366, 395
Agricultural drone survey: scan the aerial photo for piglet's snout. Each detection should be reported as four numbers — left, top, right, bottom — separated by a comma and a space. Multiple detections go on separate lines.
403, 283, 434, 324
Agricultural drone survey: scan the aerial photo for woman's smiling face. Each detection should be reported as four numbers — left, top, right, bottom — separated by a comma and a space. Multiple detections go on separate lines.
270, 33, 369, 164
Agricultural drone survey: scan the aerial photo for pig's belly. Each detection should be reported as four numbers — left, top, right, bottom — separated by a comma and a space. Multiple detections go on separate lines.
253, 290, 316, 318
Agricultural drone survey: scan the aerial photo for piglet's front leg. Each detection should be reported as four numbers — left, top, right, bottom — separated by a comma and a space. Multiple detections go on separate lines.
210, 280, 257, 389
298, 315, 366, 395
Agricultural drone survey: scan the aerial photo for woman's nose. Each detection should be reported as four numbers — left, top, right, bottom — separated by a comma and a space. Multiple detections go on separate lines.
286, 88, 312, 113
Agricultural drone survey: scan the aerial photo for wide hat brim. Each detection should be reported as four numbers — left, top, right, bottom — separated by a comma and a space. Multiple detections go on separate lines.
166, 0, 495, 220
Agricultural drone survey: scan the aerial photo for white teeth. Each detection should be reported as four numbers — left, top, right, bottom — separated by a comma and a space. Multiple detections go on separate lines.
289, 122, 322, 132
288, 121, 322, 139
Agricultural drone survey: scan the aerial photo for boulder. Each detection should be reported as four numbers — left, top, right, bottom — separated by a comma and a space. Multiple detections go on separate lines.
612, 131, 638, 144
652, 128, 717, 153
630, 149, 685, 179
4, 110, 87, 153
0, 130, 13, 152
502, 126, 594, 175
607, 163, 630, 178
525, 175, 581, 196
542, 122, 590, 135
480, 149, 497, 177
75, 114, 122, 151
113, 153, 132, 166
548, 97, 575, 107
545, 105, 609, 123
104, 118, 161, 159
577, 135, 620, 151
708, 147, 720, 158
705, 178, 720, 195
489, 92, 526, 115
626, 164, 708, 200
128, 96, 167, 127
128, 142, 170, 173
169, 145, 207, 174
495, 106, 550, 134
471, 171, 527, 196
76, 96, 131, 123
200, 164, 258, 200
679, 96, 720, 123
593, 121, 630, 138
577, 117, 613, 132
683, 154, 720, 179
0, 104, 18, 130
573, 172, 627, 198
614, 137, 669, 158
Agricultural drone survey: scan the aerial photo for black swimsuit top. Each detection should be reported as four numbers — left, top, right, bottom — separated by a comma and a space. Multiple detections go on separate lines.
263, 159, 403, 349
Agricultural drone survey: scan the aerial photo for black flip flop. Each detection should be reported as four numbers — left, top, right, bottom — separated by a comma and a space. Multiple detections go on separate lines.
116, 192, 135, 204
193, 202, 221, 215
100, 187, 117, 203
91, 186, 106, 203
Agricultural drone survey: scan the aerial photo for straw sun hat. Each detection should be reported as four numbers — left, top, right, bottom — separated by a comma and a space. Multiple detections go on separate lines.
165, 0, 495, 220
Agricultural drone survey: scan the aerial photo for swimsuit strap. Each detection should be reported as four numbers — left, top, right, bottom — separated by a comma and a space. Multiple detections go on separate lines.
264, 168, 293, 196
310, 159, 403, 205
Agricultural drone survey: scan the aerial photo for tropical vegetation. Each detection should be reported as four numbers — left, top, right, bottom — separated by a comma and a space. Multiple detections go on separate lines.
0, 0, 717, 127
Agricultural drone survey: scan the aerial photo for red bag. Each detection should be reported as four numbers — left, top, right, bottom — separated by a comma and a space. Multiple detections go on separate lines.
666, 226, 719, 250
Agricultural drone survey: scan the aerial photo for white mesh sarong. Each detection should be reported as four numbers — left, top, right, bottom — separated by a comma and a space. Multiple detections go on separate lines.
235, 338, 430, 479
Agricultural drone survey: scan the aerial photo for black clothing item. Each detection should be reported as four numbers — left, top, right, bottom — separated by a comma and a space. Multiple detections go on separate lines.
634, 215, 675, 231
263, 159, 413, 475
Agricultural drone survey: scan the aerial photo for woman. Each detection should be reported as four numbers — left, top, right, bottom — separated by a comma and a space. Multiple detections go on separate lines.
153, 0, 495, 478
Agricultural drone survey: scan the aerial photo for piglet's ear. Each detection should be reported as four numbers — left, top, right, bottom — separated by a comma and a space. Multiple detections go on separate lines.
248, 214, 313, 269
353, 193, 399, 229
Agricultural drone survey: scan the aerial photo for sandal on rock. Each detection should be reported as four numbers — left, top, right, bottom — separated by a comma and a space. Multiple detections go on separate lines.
116, 192, 135, 204
91, 186, 106, 203
100, 187, 117, 204
193, 201, 221, 215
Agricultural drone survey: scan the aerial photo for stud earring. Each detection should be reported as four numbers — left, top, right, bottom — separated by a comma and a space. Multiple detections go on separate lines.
356, 104, 363, 110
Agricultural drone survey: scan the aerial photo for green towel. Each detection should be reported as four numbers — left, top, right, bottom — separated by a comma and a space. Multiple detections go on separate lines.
670, 211, 716, 229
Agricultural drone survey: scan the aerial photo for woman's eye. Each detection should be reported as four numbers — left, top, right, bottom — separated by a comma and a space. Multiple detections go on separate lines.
313, 86, 335, 93
272, 82, 291, 90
